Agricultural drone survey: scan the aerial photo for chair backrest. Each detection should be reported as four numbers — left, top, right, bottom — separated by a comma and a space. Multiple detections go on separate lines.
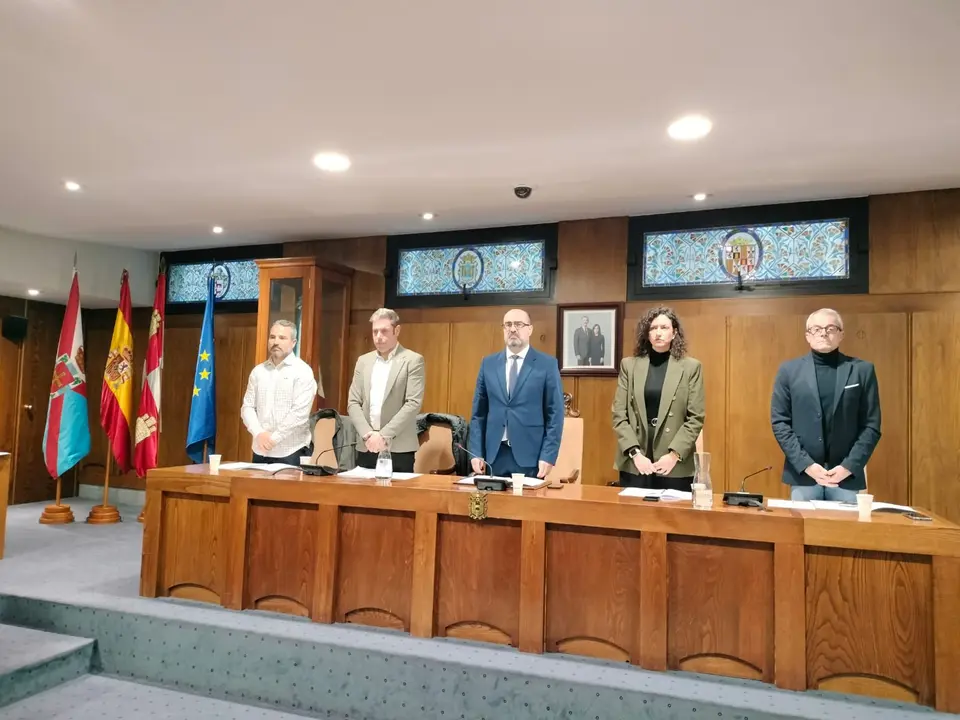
414, 423, 457, 474
546, 416, 584, 484
311, 416, 338, 465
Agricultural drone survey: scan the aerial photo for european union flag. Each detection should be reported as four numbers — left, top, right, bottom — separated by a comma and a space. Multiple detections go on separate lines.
186, 276, 216, 463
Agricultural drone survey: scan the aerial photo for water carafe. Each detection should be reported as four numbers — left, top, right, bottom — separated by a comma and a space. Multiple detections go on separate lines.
375, 446, 393, 483
692, 452, 713, 510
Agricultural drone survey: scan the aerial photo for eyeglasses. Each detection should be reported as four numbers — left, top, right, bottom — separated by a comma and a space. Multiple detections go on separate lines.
806, 325, 843, 336
502, 322, 531, 330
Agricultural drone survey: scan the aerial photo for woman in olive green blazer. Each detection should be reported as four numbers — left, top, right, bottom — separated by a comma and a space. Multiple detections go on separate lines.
611, 306, 705, 491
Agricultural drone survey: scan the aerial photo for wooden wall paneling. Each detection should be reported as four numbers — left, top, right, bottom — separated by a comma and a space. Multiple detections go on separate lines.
838, 313, 909, 505
555, 217, 628, 303
911, 312, 960, 523
544, 524, 640, 662
667, 536, 775, 682
446, 322, 504, 419
435, 516, 521, 646
726, 316, 808, 499
155, 325, 200, 469
13, 301, 65, 504
637, 531, 667, 670
393, 322, 451, 415
335, 508, 415, 630
159, 492, 230, 604
933, 555, 960, 713
870, 190, 960, 295
409, 511, 439, 638
681, 315, 728, 490
244, 500, 317, 617
0, 297, 23, 481
805, 548, 934, 706
518, 520, 546, 654
576, 377, 618, 485
773, 542, 807, 691
284, 237, 386, 313
213, 320, 257, 463
0, 453, 10, 558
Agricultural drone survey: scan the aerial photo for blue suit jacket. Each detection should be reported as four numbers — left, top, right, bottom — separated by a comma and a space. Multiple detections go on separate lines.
468, 347, 564, 468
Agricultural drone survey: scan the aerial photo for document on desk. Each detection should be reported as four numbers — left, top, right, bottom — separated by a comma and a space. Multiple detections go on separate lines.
337, 467, 421, 480
618, 488, 692, 501
455, 476, 549, 488
766, 499, 816, 510
218, 461, 300, 473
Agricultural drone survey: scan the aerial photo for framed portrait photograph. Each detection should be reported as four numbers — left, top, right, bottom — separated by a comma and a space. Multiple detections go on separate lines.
556, 303, 622, 376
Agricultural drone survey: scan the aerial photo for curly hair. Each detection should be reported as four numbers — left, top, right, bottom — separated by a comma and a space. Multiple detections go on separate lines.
633, 305, 687, 359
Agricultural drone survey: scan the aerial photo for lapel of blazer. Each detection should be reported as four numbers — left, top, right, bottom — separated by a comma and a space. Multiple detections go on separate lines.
654, 357, 683, 438
832, 354, 853, 417
801, 354, 818, 404
631, 356, 650, 428
510, 348, 537, 401
382, 345, 406, 399
494, 351, 509, 404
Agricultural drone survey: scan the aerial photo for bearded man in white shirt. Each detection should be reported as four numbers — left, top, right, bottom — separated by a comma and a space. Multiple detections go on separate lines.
347, 308, 425, 473
241, 319, 318, 465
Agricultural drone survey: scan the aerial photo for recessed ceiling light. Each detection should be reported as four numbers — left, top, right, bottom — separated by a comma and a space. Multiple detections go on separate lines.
421, 212, 435, 221
693, 193, 708, 202
668, 114, 713, 141
64, 180, 81, 192
27, 289, 40, 297
312, 151, 351, 172
211, 226, 224, 234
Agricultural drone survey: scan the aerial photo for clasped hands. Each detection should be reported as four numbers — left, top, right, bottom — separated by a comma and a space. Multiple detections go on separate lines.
804, 463, 851, 487
632, 452, 678, 476
363, 432, 388, 453
470, 457, 554, 479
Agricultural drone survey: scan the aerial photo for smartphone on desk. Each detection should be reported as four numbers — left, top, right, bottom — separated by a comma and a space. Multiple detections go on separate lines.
905, 511, 932, 522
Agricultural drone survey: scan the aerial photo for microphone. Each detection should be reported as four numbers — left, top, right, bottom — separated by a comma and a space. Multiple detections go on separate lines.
723, 465, 771, 508
455, 443, 489, 476
269, 440, 354, 476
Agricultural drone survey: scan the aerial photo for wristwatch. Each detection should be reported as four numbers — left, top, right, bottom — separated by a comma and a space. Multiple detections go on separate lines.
627, 447, 641, 459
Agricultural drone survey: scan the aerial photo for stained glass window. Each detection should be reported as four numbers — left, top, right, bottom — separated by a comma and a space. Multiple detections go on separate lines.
397, 241, 545, 296
167, 260, 260, 303
642, 219, 850, 288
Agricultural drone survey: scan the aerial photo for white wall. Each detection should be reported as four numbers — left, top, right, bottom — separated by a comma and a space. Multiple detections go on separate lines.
0, 226, 160, 308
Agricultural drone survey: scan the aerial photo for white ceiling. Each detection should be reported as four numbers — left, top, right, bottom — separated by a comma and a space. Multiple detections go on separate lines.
1, 0, 959, 251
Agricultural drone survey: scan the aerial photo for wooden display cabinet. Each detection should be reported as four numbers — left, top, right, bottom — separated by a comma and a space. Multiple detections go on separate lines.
255, 257, 353, 412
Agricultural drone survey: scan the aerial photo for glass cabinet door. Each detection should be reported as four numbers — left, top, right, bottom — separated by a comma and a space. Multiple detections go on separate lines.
267, 277, 304, 357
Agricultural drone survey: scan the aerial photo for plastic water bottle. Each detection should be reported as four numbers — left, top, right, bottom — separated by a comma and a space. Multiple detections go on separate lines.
375, 447, 393, 483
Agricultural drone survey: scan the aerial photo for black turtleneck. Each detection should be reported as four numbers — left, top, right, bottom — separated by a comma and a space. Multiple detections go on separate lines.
644, 349, 671, 430
813, 349, 840, 450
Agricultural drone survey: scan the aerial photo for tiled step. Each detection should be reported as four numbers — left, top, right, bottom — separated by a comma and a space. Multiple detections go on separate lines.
0, 624, 94, 708
0, 675, 352, 719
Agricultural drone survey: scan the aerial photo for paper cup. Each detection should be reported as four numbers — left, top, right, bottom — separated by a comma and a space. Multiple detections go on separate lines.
857, 493, 873, 521
209, 454, 222, 473
512, 473, 525, 495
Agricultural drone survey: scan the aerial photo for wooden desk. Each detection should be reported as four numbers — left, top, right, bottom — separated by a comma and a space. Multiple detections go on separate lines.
140, 466, 960, 712
0, 452, 10, 560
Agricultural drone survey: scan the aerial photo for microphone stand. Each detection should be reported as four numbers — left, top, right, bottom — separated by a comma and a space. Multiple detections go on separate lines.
722, 466, 772, 508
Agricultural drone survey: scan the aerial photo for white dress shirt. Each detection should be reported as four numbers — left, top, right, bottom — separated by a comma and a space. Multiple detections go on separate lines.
241, 353, 318, 458
368, 347, 398, 432
503, 345, 530, 441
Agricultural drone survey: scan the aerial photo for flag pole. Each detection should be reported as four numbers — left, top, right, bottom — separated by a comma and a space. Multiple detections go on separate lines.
39, 476, 75, 524
87, 443, 121, 523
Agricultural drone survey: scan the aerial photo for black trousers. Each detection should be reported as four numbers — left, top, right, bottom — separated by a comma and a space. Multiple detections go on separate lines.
357, 451, 416, 473
618, 470, 694, 493
252, 446, 311, 466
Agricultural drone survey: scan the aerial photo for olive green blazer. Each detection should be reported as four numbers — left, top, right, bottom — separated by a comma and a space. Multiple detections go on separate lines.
611, 355, 705, 477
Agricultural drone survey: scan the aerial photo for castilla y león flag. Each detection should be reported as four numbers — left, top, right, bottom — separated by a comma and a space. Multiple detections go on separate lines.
134, 268, 165, 477
42, 268, 91, 478
100, 270, 135, 474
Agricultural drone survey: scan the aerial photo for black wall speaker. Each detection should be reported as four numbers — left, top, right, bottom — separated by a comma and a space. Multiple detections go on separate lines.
1, 315, 28, 343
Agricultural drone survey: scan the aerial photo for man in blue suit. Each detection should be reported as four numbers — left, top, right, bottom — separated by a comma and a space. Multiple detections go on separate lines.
469, 308, 565, 479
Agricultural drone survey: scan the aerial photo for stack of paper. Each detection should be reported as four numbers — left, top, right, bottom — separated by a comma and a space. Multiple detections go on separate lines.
618, 488, 692, 501
337, 467, 421, 480
218, 461, 299, 473
455, 475, 548, 488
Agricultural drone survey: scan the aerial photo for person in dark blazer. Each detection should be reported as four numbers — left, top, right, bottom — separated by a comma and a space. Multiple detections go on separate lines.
469, 308, 565, 479
771, 308, 881, 502
587, 324, 605, 366
611, 306, 705, 491
573, 316, 591, 366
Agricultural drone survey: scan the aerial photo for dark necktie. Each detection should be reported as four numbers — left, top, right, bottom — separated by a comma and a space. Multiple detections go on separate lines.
508, 355, 520, 398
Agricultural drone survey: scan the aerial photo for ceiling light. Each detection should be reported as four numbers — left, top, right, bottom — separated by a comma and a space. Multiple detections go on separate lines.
421, 212, 435, 221
668, 114, 712, 141
27, 289, 40, 297
211, 226, 224, 234
693, 193, 708, 202
64, 180, 81, 192
312, 152, 351, 172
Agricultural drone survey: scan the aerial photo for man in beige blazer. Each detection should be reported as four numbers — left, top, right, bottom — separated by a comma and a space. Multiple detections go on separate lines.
347, 308, 425, 472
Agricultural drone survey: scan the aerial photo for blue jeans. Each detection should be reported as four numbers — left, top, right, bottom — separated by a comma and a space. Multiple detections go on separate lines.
790, 484, 859, 503
490, 442, 537, 478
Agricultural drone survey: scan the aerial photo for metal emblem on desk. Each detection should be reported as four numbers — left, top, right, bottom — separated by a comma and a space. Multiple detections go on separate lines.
468, 491, 488, 521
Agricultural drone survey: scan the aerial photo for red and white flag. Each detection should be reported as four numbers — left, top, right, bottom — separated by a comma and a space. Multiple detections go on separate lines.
133, 267, 165, 477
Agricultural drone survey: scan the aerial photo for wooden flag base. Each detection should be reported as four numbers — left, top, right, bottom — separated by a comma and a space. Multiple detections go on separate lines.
39, 503, 75, 524
137, 508, 145, 523
87, 504, 121, 524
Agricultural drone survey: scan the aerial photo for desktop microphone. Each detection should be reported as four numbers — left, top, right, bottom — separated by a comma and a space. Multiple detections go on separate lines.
455, 443, 490, 476
454, 444, 512, 491
270, 440, 354, 476
722, 466, 772, 508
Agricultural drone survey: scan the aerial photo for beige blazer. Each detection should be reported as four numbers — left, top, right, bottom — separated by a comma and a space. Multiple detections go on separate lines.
611, 354, 705, 477
347, 345, 425, 453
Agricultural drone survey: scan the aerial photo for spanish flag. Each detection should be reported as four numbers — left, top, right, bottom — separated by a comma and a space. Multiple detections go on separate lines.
100, 270, 134, 474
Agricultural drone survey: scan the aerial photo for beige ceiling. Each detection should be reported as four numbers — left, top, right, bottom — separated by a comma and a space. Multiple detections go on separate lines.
1, 0, 959, 251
